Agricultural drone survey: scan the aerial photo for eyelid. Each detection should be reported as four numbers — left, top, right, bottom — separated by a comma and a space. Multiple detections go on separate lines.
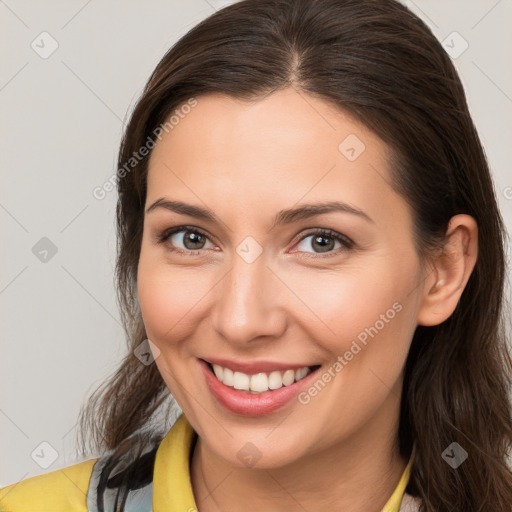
155, 225, 218, 252
291, 228, 354, 258
156, 225, 354, 257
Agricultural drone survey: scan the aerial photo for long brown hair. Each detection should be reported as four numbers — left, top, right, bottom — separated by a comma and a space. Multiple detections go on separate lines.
77, 0, 512, 509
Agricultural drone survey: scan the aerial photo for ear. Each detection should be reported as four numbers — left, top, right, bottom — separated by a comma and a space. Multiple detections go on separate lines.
417, 214, 478, 327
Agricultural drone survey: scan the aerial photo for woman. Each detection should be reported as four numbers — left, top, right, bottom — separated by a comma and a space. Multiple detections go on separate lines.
1, 0, 511, 510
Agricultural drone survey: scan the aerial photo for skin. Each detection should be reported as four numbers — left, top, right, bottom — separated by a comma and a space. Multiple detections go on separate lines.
137, 86, 478, 512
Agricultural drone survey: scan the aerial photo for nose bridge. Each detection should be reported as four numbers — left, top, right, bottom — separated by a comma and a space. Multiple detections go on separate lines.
212, 247, 285, 343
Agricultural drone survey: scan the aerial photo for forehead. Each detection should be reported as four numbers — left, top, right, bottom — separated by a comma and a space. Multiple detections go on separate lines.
146, 88, 405, 227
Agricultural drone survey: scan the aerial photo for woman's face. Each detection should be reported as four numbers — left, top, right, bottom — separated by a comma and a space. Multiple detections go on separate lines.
137, 87, 428, 468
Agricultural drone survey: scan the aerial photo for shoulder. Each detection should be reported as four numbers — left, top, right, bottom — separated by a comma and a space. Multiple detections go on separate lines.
0, 458, 97, 512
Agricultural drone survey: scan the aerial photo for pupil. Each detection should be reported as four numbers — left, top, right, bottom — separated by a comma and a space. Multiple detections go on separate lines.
186, 232, 204, 249
313, 235, 333, 253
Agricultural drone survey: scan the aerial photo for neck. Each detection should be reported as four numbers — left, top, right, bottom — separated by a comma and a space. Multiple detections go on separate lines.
190, 396, 408, 512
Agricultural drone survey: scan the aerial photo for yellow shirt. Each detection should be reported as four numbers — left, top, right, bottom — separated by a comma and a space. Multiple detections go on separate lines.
0, 414, 416, 511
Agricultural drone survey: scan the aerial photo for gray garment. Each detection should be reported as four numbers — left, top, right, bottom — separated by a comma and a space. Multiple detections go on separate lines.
86, 430, 160, 512
86, 456, 153, 512
399, 492, 423, 511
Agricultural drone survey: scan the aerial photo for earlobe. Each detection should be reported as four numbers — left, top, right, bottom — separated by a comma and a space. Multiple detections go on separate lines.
417, 214, 478, 327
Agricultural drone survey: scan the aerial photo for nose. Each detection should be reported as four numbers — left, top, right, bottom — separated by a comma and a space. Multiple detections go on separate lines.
211, 249, 287, 347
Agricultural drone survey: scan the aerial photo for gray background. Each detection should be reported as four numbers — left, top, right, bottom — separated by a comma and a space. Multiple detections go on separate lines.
1, 0, 511, 487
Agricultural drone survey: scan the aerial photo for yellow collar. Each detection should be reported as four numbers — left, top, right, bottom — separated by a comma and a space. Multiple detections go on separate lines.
382, 447, 415, 511
153, 413, 414, 512
153, 413, 198, 511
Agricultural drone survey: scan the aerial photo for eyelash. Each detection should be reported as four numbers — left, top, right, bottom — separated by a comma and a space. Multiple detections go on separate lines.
156, 225, 354, 259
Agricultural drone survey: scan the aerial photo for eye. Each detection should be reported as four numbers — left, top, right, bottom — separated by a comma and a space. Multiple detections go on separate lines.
157, 226, 217, 256
293, 229, 353, 257
156, 226, 353, 258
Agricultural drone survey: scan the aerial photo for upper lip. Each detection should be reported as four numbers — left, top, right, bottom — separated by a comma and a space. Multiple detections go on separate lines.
201, 357, 318, 374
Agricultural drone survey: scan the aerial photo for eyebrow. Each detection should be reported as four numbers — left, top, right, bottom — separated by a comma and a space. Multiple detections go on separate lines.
145, 198, 374, 228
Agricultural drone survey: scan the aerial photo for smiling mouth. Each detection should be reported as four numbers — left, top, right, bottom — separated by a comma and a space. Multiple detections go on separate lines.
203, 361, 321, 394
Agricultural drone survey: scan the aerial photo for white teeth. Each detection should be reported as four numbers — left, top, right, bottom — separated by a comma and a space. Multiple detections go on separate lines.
282, 369, 295, 386
233, 371, 250, 390
212, 364, 223, 381
250, 373, 268, 392
268, 371, 282, 390
223, 367, 234, 386
210, 363, 313, 394
295, 367, 308, 380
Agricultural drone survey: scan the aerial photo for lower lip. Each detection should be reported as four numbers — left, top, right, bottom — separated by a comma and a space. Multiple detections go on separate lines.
198, 359, 319, 417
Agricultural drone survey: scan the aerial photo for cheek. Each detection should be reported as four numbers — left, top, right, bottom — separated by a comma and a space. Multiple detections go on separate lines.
137, 252, 212, 342
287, 267, 407, 353
289, 271, 414, 432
